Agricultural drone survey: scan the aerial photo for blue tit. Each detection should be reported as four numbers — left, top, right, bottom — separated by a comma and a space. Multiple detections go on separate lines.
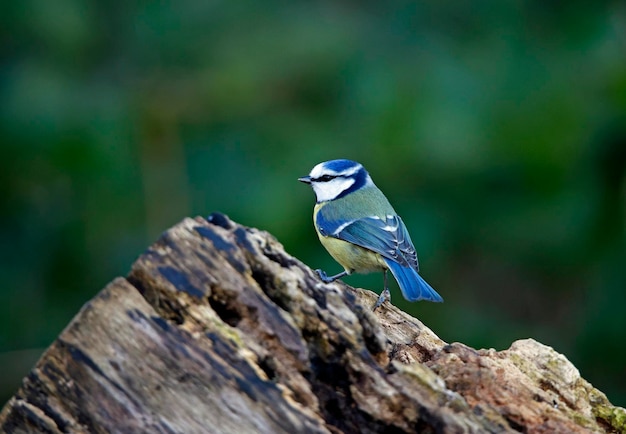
299, 159, 443, 310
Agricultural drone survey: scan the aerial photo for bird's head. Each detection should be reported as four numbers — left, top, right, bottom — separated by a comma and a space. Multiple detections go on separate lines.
299, 159, 373, 203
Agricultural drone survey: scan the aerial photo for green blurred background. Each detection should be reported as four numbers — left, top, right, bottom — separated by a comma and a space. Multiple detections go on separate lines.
1, 0, 625, 407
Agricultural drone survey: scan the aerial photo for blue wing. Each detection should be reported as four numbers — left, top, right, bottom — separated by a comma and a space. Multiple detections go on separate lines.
317, 211, 443, 302
339, 215, 419, 269
318, 213, 418, 268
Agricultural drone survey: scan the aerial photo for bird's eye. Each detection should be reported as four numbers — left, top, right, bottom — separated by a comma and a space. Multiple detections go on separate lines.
317, 175, 335, 182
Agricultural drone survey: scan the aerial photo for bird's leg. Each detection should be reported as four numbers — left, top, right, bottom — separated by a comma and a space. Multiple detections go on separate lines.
373, 270, 391, 311
315, 269, 347, 283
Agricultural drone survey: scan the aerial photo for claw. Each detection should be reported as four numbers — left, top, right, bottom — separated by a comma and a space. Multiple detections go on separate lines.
315, 269, 331, 282
372, 288, 391, 311
315, 269, 348, 283
373, 269, 391, 311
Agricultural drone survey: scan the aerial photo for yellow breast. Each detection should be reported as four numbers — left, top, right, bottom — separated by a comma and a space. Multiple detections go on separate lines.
314, 203, 387, 274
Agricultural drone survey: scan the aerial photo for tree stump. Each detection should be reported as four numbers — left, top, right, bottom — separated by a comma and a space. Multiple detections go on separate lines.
1, 214, 624, 433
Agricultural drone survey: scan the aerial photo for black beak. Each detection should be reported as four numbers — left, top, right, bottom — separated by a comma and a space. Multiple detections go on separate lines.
298, 176, 312, 184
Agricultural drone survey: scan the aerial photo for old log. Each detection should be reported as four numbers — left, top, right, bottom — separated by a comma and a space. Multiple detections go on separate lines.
1, 214, 624, 433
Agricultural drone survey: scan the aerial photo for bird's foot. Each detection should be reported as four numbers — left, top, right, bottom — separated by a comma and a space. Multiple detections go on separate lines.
372, 288, 391, 311
315, 269, 347, 283
316, 269, 334, 283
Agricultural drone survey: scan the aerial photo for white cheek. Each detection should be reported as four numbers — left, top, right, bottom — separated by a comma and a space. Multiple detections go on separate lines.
313, 178, 355, 202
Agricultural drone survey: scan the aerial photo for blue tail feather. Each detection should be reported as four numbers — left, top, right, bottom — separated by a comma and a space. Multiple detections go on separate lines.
383, 258, 443, 303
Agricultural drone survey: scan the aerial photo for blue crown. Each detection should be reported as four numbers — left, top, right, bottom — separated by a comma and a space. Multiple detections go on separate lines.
323, 159, 361, 174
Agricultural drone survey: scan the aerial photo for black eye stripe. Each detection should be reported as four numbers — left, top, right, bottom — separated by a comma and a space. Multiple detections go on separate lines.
314, 174, 339, 182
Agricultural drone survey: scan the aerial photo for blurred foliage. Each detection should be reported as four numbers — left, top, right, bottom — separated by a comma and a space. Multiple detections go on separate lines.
1, 0, 625, 407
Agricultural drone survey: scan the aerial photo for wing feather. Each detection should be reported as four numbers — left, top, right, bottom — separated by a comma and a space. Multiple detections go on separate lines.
317, 210, 420, 271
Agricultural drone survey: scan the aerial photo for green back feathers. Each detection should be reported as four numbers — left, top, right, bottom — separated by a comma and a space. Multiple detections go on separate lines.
318, 184, 396, 222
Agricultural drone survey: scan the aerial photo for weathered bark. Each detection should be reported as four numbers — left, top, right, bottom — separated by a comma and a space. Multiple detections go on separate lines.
1, 214, 624, 434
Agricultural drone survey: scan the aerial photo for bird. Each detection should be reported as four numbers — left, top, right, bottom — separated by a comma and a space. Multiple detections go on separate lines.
298, 159, 443, 310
